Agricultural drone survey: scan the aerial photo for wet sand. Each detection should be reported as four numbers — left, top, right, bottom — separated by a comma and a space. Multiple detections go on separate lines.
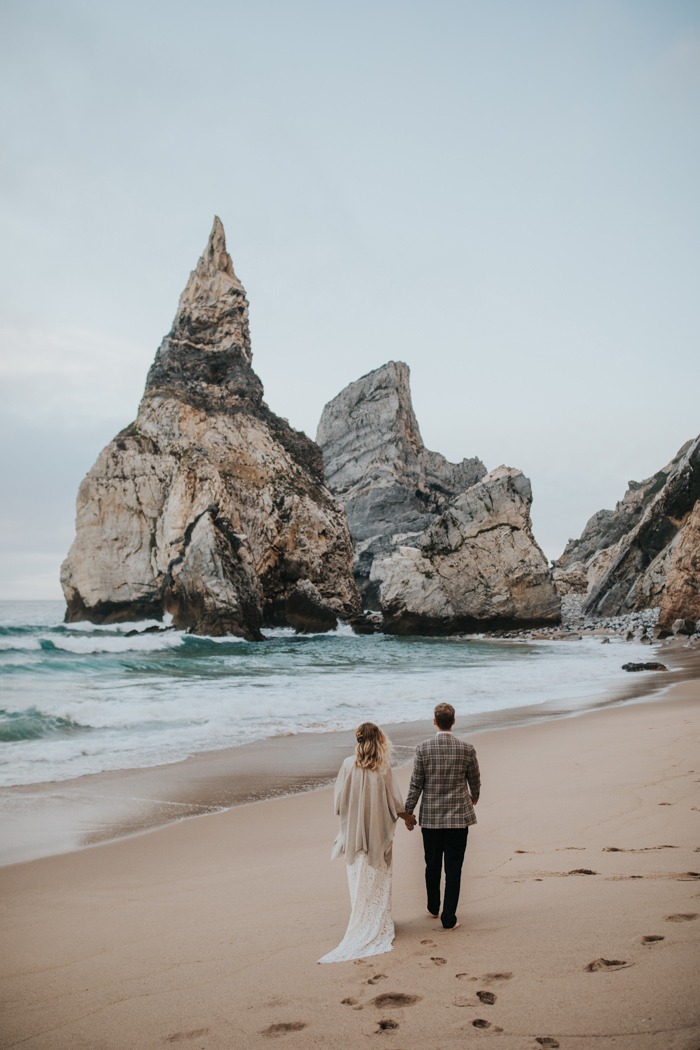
1, 659, 699, 1048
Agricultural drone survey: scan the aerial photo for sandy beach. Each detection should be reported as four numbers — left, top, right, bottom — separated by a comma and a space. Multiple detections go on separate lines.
2, 662, 700, 1049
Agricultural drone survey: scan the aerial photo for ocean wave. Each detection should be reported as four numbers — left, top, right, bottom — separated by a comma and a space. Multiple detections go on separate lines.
260, 623, 358, 640
0, 707, 91, 742
63, 616, 172, 634
0, 599, 663, 788
182, 632, 248, 645
0, 637, 42, 652
0, 624, 46, 638
40, 633, 187, 655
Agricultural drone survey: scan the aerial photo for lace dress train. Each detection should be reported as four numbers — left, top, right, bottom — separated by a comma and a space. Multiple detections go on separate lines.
318, 851, 394, 964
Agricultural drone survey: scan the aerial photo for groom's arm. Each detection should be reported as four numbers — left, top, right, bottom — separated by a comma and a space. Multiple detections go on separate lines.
466, 747, 481, 806
404, 747, 425, 828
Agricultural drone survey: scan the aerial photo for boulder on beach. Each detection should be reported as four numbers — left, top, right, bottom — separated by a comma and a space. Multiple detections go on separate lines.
317, 362, 560, 634
61, 218, 360, 638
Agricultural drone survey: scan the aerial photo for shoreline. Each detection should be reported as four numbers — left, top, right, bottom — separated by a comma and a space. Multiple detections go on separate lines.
2, 639, 699, 868
2, 675, 699, 1048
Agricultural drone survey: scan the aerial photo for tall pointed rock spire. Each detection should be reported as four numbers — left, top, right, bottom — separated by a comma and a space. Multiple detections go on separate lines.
145, 217, 261, 405
200, 215, 234, 277
61, 218, 360, 637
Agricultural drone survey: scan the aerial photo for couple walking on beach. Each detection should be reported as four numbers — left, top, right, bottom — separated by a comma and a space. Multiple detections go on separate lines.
319, 703, 481, 964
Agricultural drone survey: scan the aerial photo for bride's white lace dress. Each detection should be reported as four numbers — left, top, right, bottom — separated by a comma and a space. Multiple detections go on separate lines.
318, 851, 394, 963
318, 757, 404, 964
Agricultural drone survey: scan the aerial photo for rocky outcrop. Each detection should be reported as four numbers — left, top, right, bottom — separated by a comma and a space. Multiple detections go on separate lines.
317, 362, 486, 542
317, 362, 486, 605
373, 467, 562, 634
556, 453, 683, 591
658, 499, 700, 630
317, 363, 560, 634
555, 435, 700, 629
61, 218, 360, 638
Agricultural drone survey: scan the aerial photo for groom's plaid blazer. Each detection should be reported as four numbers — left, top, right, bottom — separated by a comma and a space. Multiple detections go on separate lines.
404, 731, 480, 829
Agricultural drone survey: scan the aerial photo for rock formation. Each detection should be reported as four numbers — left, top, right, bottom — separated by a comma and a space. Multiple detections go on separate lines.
555, 435, 700, 631
317, 362, 560, 634
61, 218, 360, 638
657, 500, 700, 630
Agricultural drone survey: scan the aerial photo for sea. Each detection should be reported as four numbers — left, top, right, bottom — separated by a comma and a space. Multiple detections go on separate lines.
0, 600, 662, 790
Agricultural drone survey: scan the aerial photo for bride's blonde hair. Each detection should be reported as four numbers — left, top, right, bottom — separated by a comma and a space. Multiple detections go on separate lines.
354, 722, 390, 771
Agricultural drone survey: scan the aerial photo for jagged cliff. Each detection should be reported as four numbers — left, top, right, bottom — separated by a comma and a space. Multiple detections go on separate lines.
555, 435, 700, 631
61, 218, 360, 638
659, 499, 700, 630
317, 362, 560, 634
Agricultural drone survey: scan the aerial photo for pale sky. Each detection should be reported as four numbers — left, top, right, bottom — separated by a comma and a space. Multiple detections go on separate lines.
1, 0, 698, 601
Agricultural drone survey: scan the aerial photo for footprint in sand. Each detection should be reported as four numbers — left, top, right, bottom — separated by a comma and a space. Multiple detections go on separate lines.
420, 939, 436, 946
261, 1021, 307, 1037
642, 935, 664, 944
166, 1031, 210, 1043
372, 993, 421, 1009
585, 958, 633, 972
431, 957, 447, 965
472, 1019, 491, 1029
376, 1019, 399, 1031
476, 991, 496, 1005
367, 973, 388, 985
665, 912, 698, 922
341, 997, 358, 1006
530, 869, 598, 879
604, 845, 677, 852
535, 1039, 560, 1048
457, 972, 509, 982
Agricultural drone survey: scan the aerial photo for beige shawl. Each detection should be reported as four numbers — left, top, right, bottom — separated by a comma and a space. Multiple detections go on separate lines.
331, 756, 405, 868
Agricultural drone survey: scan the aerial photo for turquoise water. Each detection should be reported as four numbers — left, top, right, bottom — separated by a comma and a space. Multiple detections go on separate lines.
0, 600, 655, 787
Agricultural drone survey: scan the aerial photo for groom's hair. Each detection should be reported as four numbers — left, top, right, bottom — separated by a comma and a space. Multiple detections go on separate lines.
434, 703, 455, 730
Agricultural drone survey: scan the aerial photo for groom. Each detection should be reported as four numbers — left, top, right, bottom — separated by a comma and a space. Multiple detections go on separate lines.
404, 703, 481, 930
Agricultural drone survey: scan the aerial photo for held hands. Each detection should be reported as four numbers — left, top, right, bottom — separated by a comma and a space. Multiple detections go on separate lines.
400, 812, 417, 831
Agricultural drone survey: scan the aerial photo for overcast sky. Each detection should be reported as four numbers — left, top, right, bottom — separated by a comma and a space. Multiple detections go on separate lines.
1, 0, 698, 601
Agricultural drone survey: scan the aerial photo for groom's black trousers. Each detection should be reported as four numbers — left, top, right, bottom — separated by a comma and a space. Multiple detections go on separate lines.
421, 827, 469, 929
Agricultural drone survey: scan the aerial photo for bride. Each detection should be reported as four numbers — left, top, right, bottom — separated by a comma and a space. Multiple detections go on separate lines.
318, 722, 413, 964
